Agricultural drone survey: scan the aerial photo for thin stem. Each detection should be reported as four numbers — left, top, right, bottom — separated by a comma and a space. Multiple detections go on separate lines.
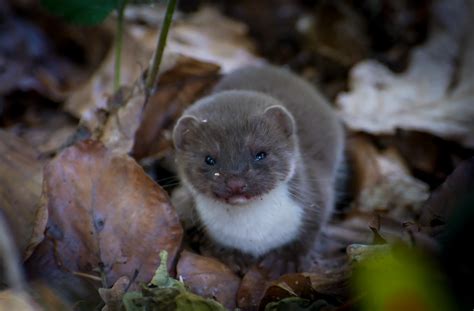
113, 0, 129, 92
145, 0, 177, 95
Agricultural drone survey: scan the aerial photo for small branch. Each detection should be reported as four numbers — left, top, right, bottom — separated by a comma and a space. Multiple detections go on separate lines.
72, 271, 103, 282
0, 213, 26, 292
145, 0, 177, 95
113, 0, 129, 92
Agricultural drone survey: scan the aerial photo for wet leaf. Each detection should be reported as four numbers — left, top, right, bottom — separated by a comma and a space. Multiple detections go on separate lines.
0, 131, 46, 260
177, 250, 240, 310
26, 140, 183, 302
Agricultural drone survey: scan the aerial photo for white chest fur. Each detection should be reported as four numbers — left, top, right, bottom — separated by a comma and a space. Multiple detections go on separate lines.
194, 183, 303, 257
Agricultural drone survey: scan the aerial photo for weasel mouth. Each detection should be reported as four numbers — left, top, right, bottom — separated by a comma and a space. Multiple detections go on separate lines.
212, 192, 257, 205
226, 195, 252, 205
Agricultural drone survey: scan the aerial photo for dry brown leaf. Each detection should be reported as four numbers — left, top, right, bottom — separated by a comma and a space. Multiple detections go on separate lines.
168, 6, 262, 73
259, 274, 319, 309
301, 1, 369, 66
177, 250, 240, 310
29, 282, 71, 311
6, 110, 77, 156
0, 1, 112, 100
347, 135, 429, 221
77, 57, 219, 156
237, 266, 350, 310
64, 24, 150, 119
96, 86, 146, 155
132, 56, 220, 160
0, 131, 47, 260
25, 140, 183, 302
65, 6, 260, 121
237, 265, 271, 310
337, 0, 474, 148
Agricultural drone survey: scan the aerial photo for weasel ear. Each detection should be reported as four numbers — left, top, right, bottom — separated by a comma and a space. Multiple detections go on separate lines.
263, 105, 295, 137
173, 115, 199, 150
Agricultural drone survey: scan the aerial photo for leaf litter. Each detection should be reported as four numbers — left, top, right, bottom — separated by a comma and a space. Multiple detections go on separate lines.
0, 0, 473, 310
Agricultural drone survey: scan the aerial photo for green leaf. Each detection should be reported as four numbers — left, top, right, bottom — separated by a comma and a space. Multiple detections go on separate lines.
123, 251, 226, 311
353, 247, 455, 311
41, 0, 120, 25
175, 292, 226, 311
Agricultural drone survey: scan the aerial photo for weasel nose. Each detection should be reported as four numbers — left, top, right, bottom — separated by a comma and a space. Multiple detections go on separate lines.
226, 178, 247, 194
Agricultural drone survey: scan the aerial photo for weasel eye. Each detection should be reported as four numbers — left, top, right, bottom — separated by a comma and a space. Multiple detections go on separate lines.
255, 151, 267, 161
205, 155, 216, 166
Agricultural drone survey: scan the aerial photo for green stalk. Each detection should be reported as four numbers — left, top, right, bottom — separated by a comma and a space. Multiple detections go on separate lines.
113, 0, 128, 92
145, 0, 177, 95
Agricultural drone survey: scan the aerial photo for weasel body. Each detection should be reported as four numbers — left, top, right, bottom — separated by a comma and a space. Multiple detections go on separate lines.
173, 65, 344, 264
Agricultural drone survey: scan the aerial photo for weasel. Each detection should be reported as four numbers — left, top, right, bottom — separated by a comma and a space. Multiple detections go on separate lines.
172, 65, 344, 271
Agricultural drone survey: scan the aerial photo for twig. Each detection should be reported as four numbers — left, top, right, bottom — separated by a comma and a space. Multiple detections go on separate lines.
113, 0, 129, 92
0, 213, 26, 292
72, 271, 103, 282
145, 0, 177, 95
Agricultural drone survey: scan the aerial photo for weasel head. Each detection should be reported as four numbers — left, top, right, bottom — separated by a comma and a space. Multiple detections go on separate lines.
173, 91, 297, 206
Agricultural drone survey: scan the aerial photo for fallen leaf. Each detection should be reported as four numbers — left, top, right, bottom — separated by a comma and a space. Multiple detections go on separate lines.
177, 250, 240, 310
96, 85, 146, 155
237, 265, 272, 310
0, 290, 39, 311
259, 274, 320, 309
422, 157, 474, 309
123, 251, 226, 311
347, 135, 429, 221
419, 156, 474, 235
25, 140, 183, 303
29, 282, 71, 310
378, 131, 456, 188
0, 1, 112, 100
132, 56, 220, 160
264, 297, 330, 311
64, 23, 150, 119
303, 1, 370, 66
337, 0, 474, 148
0, 130, 47, 260
6, 109, 77, 156
99, 276, 130, 311
65, 6, 261, 121
169, 6, 262, 73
